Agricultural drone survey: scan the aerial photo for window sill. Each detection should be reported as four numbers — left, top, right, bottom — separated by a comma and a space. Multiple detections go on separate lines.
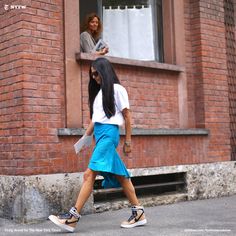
75, 53, 185, 72
58, 128, 209, 136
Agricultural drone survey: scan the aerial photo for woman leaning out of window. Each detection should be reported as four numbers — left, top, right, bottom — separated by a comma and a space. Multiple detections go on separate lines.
80, 13, 109, 55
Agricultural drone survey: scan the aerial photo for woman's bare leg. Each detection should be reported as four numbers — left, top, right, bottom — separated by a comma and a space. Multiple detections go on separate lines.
48, 168, 97, 232
75, 168, 98, 212
116, 175, 139, 206
116, 175, 147, 228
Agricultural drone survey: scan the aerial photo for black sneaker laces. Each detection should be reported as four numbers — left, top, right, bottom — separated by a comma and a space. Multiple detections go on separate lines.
58, 212, 73, 220
128, 208, 138, 222
57, 207, 81, 220
128, 207, 144, 222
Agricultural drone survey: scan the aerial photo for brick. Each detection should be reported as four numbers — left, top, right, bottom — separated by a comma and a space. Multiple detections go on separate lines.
0, 0, 234, 176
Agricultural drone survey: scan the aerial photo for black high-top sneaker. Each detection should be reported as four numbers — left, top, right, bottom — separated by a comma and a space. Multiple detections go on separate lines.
48, 207, 81, 232
120, 205, 147, 228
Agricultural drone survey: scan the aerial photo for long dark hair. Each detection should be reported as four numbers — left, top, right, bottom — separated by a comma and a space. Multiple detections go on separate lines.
89, 58, 120, 119
81, 13, 102, 41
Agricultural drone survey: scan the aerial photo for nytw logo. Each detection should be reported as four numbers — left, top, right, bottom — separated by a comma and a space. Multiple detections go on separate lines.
4, 5, 27, 11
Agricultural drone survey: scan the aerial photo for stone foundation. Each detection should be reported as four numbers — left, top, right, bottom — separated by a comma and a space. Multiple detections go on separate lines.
129, 161, 236, 200
0, 161, 235, 223
0, 173, 93, 223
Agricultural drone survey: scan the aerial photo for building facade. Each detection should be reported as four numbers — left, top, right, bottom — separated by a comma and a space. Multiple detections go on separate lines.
0, 0, 236, 222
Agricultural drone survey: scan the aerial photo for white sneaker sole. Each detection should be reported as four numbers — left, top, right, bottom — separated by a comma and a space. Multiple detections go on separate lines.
48, 215, 75, 232
121, 218, 147, 228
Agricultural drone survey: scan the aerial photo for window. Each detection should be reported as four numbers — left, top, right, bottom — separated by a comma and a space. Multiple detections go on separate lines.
65, 0, 183, 127
80, 0, 164, 62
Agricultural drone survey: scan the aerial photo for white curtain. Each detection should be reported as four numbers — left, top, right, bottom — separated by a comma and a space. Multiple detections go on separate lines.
103, 6, 155, 60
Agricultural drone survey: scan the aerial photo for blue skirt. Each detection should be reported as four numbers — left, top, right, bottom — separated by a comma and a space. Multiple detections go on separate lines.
88, 122, 130, 188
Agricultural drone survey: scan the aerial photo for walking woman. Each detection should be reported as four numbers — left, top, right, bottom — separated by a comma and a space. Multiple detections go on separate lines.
49, 58, 147, 232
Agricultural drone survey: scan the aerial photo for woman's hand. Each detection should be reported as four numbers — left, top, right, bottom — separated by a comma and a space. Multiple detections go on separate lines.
102, 47, 109, 54
97, 47, 109, 55
123, 141, 131, 155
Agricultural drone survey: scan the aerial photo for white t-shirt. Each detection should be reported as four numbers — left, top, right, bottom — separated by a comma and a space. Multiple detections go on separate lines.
92, 84, 130, 126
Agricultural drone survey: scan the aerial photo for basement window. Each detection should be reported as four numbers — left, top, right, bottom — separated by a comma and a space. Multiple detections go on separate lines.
93, 172, 187, 203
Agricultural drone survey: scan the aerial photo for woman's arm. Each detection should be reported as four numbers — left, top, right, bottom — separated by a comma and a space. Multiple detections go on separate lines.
81, 32, 109, 55
84, 121, 94, 136
122, 108, 132, 154
80, 32, 94, 53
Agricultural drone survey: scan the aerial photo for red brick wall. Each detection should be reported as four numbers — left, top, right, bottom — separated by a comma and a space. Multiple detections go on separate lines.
225, 0, 236, 160
78, 61, 184, 171
184, 0, 199, 128
0, 0, 233, 176
0, 0, 25, 174
81, 62, 180, 129
0, 0, 67, 175
184, 0, 231, 161
198, 0, 231, 160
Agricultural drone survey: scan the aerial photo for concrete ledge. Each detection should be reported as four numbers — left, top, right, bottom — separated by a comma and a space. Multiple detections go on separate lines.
57, 128, 209, 136
76, 52, 185, 72
58, 128, 85, 136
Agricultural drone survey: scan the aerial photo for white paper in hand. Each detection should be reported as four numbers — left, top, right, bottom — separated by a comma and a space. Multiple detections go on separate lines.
74, 135, 93, 154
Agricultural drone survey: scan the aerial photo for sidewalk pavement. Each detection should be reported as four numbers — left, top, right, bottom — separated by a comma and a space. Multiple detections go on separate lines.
1, 195, 236, 236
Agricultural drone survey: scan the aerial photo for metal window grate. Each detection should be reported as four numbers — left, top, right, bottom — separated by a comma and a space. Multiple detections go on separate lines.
93, 173, 186, 203
224, 0, 236, 160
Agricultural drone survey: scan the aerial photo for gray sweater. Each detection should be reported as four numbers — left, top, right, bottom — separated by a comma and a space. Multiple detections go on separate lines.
80, 31, 96, 53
